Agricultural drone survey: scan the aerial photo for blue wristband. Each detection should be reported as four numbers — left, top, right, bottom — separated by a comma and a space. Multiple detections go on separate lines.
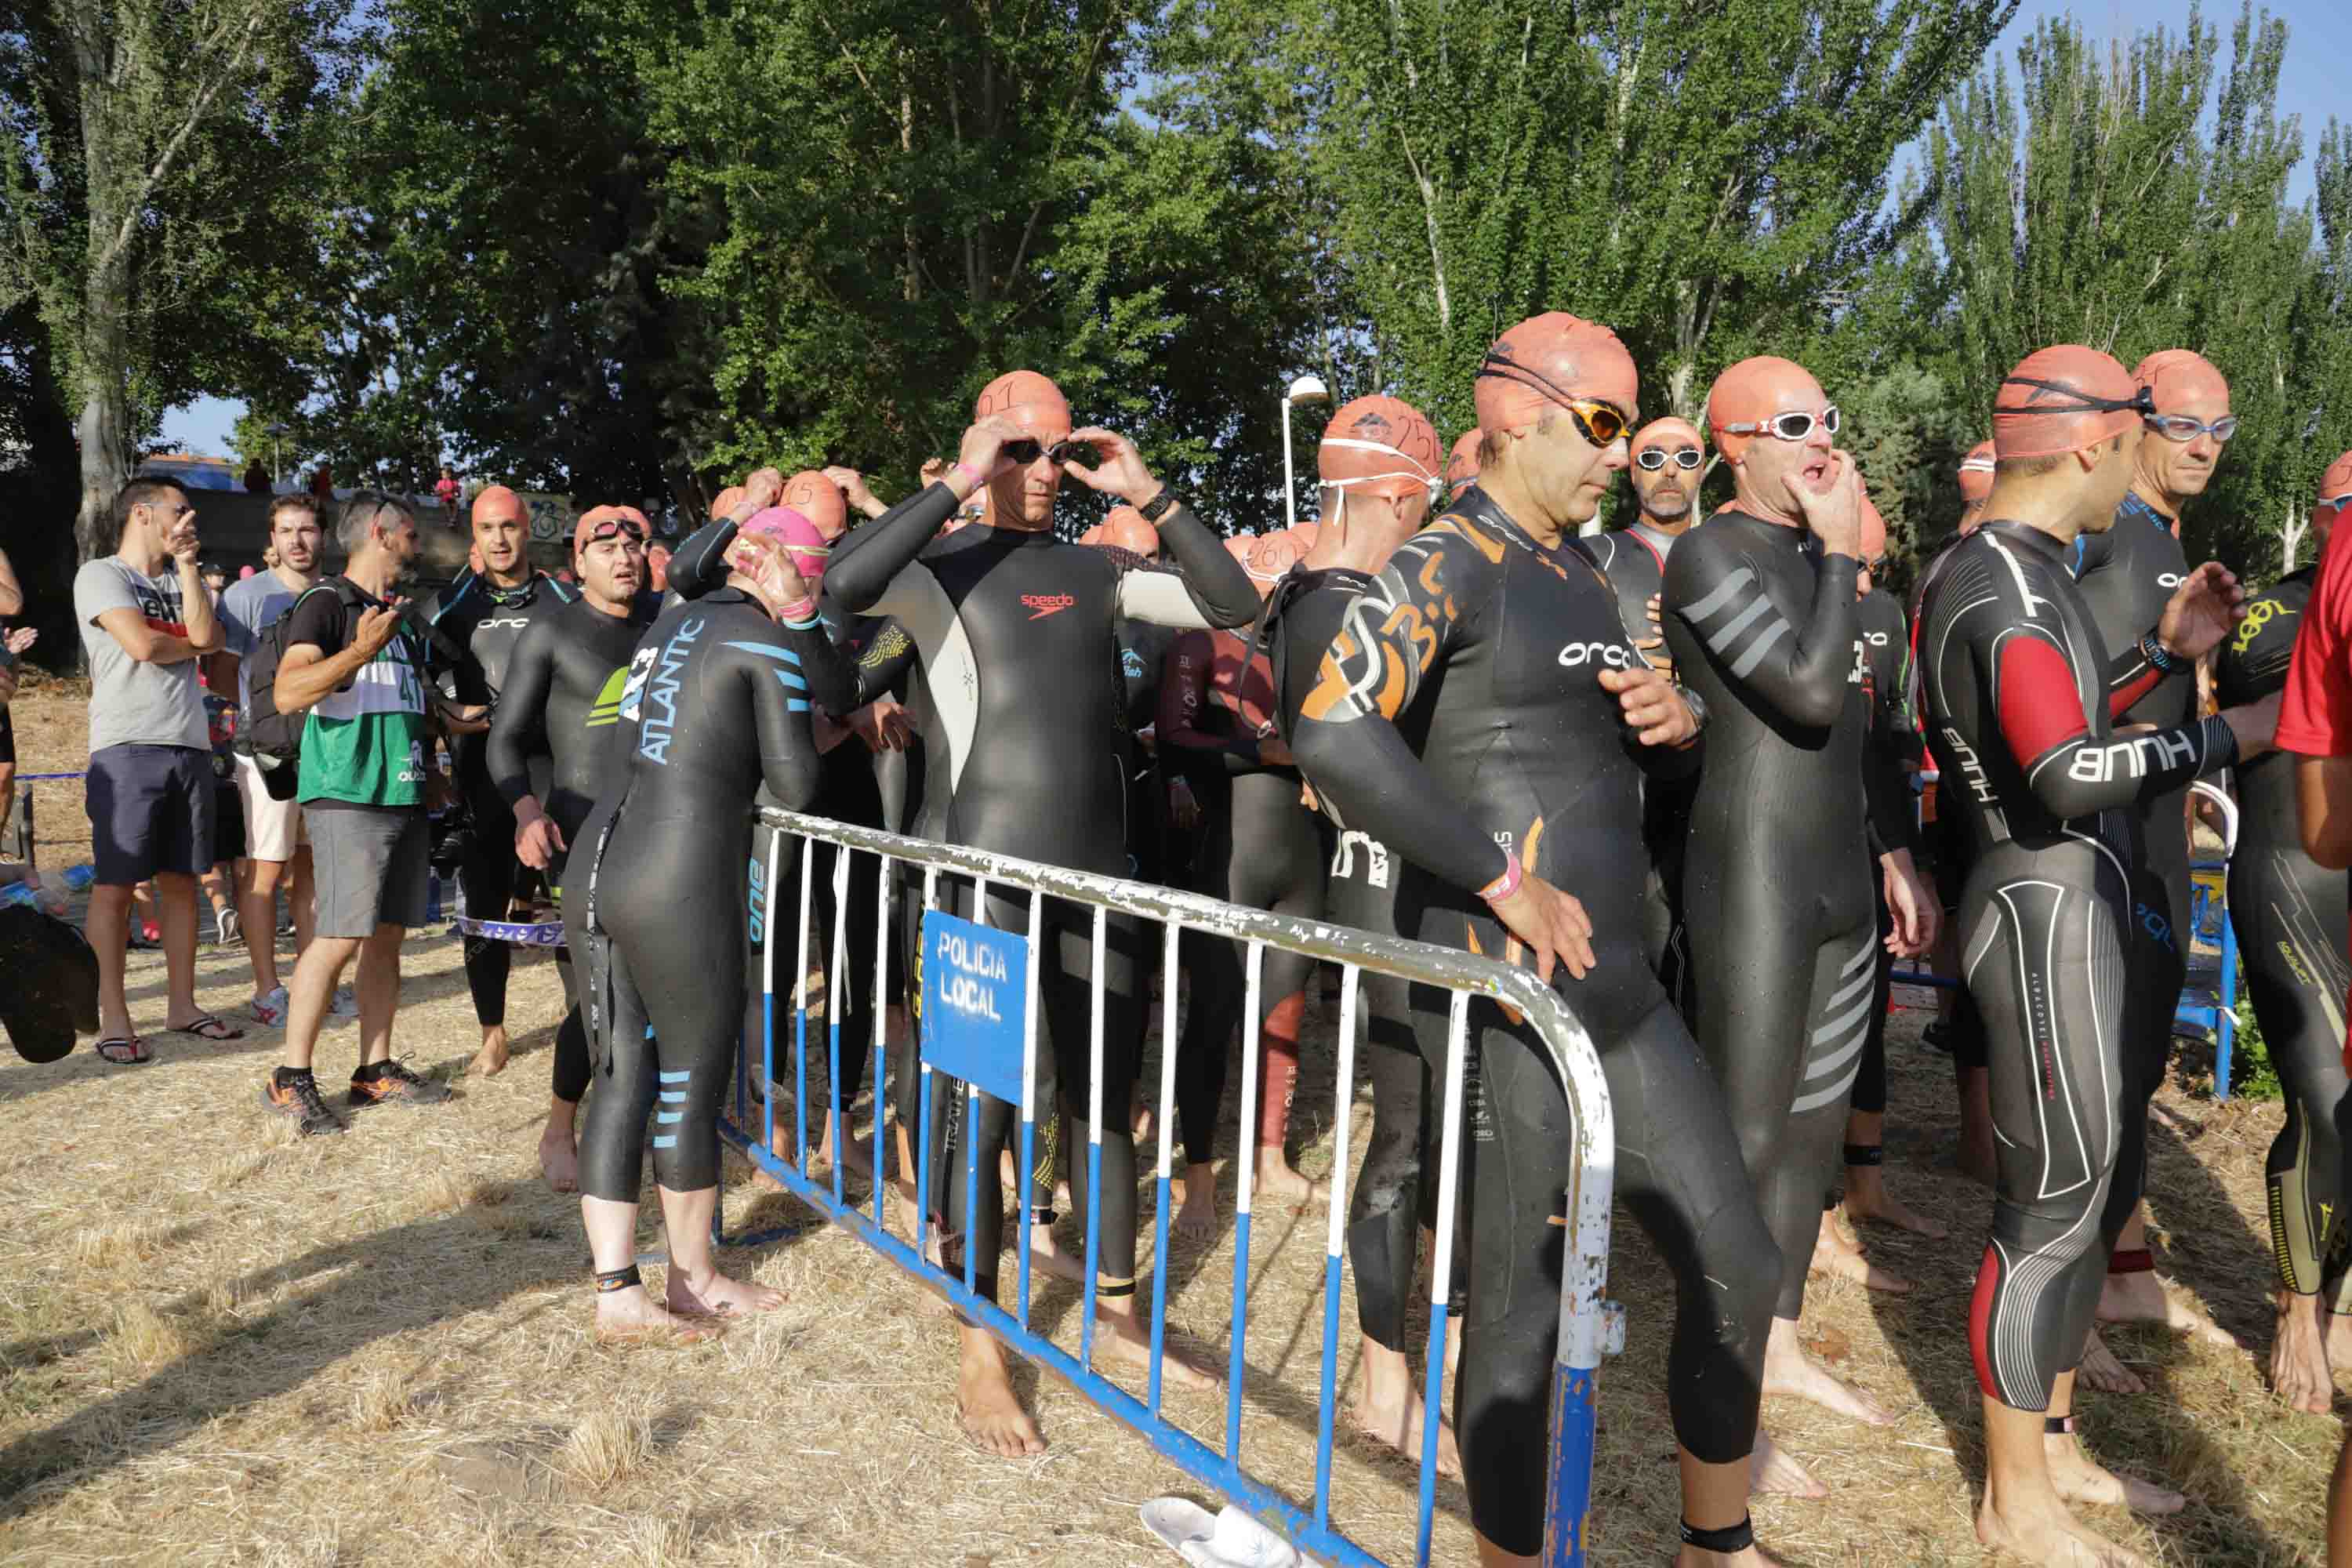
2139, 631, 2183, 675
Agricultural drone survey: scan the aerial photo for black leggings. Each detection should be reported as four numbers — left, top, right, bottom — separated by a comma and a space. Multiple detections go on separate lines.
934, 884, 1145, 1296
1851, 886, 1893, 1119
2109, 807, 2191, 1236
1175, 772, 1326, 1167
1962, 840, 2132, 1410
1348, 976, 1446, 1351
577, 813, 752, 1202
1444, 997, 1777, 1554
2232, 837, 2352, 1300
458, 793, 520, 1028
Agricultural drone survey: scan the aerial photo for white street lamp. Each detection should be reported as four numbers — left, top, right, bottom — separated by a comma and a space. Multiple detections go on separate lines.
266, 423, 289, 489
1279, 373, 1330, 530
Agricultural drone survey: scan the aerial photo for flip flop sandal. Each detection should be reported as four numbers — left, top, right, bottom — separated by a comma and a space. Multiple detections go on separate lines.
167, 1014, 246, 1042
94, 1036, 151, 1066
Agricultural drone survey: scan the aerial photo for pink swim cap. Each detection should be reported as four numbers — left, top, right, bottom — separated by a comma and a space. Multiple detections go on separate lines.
741, 506, 833, 590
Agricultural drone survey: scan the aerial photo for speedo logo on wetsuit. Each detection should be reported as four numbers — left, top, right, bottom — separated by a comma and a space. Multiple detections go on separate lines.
1020, 593, 1077, 619
2067, 729, 2195, 785
1556, 640, 1635, 669
634, 617, 706, 764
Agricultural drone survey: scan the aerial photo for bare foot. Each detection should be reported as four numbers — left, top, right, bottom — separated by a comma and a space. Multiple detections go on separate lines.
957, 1332, 1045, 1457
538, 1123, 579, 1193
1014, 1224, 1088, 1283
2045, 1430, 2184, 1514
2327, 1308, 2352, 1369
1349, 1386, 1464, 1479
593, 1283, 715, 1345
472, 1026, 510, 1078
1977, 1488, 2151, 1566
2096, 1269, 2237, 1351
1675, 1544, 1784, 1567
1749, 1430, 1828, 1498
1253, 1150, 1323, 1209
1133, 1104, 1154, 1142
2272, 1290, 2334, 1414
666, 1267, 785, 1319
1095, 1305, 1218, 1390
1174, 1165, 1220, 1241
1811, 1210, 1912, 1294
1842, 1174, 1949, 1239
1764, 1341, 1893, 1425
2075, 1327, 2147, 1396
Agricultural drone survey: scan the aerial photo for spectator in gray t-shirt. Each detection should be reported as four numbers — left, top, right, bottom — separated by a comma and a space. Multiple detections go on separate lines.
71, 478, 242, 1063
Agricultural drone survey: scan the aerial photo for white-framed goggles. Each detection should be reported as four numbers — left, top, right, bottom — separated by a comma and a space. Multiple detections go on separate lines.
1318, 436, 1443, 507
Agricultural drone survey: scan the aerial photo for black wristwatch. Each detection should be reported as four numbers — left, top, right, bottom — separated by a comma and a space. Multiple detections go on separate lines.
1138, 489, 1181, 525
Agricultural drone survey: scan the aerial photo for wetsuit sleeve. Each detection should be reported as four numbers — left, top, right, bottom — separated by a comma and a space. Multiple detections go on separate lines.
1865, 616, 1922, 854
1287, 534, 1509, 892
487, 618, 556, 807
1984, 624, 2236, 816
1112, 505, 1265, 630
1668, 533, 1861, 728
2102, 637, 2172, 720
1158, 630, 1260, 772
665, 518, 738, 601
783, 608, 862, 718
817, 484, 964, 616
852, 618, 918, 706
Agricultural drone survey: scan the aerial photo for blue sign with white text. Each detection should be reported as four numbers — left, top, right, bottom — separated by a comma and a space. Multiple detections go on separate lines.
920, 910, 1030, 1105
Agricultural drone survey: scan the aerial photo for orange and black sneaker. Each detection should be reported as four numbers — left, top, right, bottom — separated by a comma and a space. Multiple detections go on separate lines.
348, 1058, 452, 1109
263, 1067, 347, 1136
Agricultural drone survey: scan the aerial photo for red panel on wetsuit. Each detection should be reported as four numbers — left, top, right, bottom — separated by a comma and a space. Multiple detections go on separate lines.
1995, 635, 2091, 768
1968, 1243, 2004, 1401
2108, 663, 2165, 720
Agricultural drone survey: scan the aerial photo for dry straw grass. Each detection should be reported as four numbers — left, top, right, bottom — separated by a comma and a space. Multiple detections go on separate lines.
0, 686, 2338, 1564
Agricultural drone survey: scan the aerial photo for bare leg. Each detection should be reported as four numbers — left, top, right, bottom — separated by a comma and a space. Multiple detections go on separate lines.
539, 1097, 580, 1192
153, 872, 202, 1028
2329, 1428, 2352, 1567
1094, 1285, 1216, 1388
956, 1320, 1044, 1457
1810, 1204, 1912, 1294
2097, 1215, 2236, 1348
1839, 1110, 1947, 1236
583, 1193, 701, 1341
473, 1024, 510, 1077
2042, 1375, 2183, 1514
282, 934, 361, 1074
350, 923, 402, 1069
89, 883, 137, 1041
659, 1184, 784, 1318
1174, 1160, 1219, 1240
1976, 1388, 2152, 1566
1350, 1337, 1461, 1478
240, 857, 287, 996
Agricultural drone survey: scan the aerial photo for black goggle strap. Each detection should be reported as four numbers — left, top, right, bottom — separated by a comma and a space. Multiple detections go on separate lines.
1475, 353, 1629, 434
1994, 376, 2155, 419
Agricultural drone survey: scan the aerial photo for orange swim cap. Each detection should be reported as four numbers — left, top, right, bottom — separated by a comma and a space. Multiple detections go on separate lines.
1474, 313, 1639, 435
1099, 506, 1158, 557
1631, 416, 1704, 460
472, 484, 525, 526
574, 503, 650, 557
782, 470, 849, 539
1076, 524, 1105, 546
710, 485, 746, 521
975, 369, 1073, 438
2318, 450, 2352, 523
2132, 349, 2230, 413
1706, 358, 1828, 463
1958, 441, 1997, 503
1319, 394, 1442, 499
1445, 429, 1482, 490
1992, 345, 2143, 461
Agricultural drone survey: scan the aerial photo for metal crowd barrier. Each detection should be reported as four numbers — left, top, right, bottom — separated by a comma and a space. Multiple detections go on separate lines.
717, 806, 1618, 1568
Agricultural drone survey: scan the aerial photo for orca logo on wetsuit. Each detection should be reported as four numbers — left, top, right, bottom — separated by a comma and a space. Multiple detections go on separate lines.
1021, 593, 1077, 620
1556, 641, 1635, 669
2157, 572, 2185, 589
1864, 631, 1890, 646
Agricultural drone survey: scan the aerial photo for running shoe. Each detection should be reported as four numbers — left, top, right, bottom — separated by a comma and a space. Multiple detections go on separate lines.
263, 1069, 347, 1136
348, 1058, 452, 1109
250, 986, 290, 1027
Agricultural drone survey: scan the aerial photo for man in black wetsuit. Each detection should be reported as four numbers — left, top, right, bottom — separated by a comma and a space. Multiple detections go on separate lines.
1664, 355, 1936, 1475
2068, 348, 2242, 1392
1258, 392, 1461, 1476
486, 506, 659, 1192
1577, 414, 1708, 994
571, 525, 859, 1342
422, 484, 579, 1078
2217, 451, 2352, 1413
1291, 313, 1783, 1568
823, 372, 1261, 1457
1915, 343, 2267, 1568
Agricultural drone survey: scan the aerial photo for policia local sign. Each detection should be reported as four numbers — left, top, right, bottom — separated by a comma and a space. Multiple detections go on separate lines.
920, 910, 1029, 1106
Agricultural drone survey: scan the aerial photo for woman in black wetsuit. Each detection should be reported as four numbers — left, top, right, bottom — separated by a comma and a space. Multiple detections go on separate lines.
1663, 356, 1936, 1472
2217, 463, 2352, 1414
570, 527, 858, 1342
1291, 314, 1783, 1568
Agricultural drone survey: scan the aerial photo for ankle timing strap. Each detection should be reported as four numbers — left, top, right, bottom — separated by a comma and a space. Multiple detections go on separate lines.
1095, 1275, 1138, 1301
2045, 1413, 2078, 1436
1679, 1515, 1754, 1553
2107, 1247, 2154, 1276
593, 1265, 642, 1294
1842, 1142, 1883, 1167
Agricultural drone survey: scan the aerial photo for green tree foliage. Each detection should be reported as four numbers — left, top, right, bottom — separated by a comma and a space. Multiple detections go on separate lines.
1913, 5, 2349, 569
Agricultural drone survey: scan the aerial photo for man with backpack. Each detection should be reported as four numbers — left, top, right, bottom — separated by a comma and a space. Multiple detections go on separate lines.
261, 492, 452, 1134
212, 495, 356, 1026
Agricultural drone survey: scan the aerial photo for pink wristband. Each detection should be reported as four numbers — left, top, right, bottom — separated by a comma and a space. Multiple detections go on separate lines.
775, 596, 818, 624
1476, 850, 1523, 906
949, 462, 984, 492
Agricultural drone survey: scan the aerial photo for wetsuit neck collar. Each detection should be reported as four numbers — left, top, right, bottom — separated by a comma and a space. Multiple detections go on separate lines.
2117, 489, 2177, 532
1446, 485, 1556, 558
1711, 506, 1807, 546
1973, 517, 2068, 561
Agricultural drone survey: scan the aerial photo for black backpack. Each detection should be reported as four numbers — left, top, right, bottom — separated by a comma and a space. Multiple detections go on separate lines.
238, 578, 372, 800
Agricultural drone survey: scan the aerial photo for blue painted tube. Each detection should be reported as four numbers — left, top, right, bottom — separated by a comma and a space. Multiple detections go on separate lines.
1149, 1169, 1171, 1417
1018, 1115, 1035, 1330
795, 994, 810, 1173
1082, 1138, 1102, 1370
1227, 1207, 1253, 1463
828, 1002, 844, 1207
1542, 1359, 1598, 1568
1314, 1252, 1342, 1526
1414, 1302, 1451, 1568
716, 1112, 1392, 1568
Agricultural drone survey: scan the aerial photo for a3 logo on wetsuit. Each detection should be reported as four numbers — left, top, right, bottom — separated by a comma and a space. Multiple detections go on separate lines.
1330, 830, 1392, 890
1021, 593, 1077, 620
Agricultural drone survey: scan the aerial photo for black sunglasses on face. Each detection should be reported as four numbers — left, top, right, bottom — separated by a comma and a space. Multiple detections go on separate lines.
1635, 445, 1703, 472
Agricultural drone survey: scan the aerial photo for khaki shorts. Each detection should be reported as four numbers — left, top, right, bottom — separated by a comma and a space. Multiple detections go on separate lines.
234, 751, 309, 863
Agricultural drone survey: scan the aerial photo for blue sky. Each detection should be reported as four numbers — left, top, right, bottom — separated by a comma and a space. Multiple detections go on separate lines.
158, 0, 2349, 462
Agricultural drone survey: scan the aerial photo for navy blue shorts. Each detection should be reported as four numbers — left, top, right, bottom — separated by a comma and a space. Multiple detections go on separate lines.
86, 745, 214, 885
